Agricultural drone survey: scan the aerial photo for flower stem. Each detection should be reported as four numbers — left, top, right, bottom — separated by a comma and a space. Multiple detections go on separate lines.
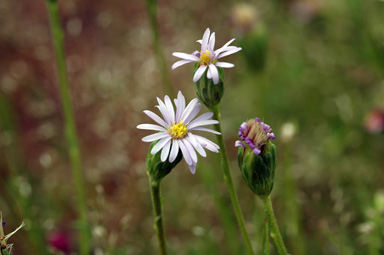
211, 105, 254, 255
261, 195, 288, 255
144, 0, 175, 98
149, 178, 168, 255
45, 1, 90, 254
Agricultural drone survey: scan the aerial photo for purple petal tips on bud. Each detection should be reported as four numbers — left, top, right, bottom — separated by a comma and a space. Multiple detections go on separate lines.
235, 140, 245, 149
253, 148, 261, 155
235, 117, 275, 154
2, 221, 5, 227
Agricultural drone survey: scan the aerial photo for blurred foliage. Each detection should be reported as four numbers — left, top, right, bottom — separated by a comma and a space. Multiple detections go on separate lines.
0, 0, 383, 254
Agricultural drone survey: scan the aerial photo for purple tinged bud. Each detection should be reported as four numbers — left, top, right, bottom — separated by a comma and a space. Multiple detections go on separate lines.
2, 221, 5, 227
235, 117, 276, 156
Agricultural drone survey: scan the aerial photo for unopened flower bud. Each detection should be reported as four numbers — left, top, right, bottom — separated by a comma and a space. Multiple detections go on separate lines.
146, 141, 183, 182
236, 118, 277, 197
193, 63, 225, 109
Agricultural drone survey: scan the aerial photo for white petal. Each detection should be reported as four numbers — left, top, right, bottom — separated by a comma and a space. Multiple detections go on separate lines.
215, 38, 236, 55
207, 67, 212, 79
189, 127, 221, 135
164, 95, 175, 123
215, 62, 234, 68
169, 140, 179, 163
188, 119, 219, 129
179, 139, 192, 165
194, 135, 220, 152
188, 162, 197, 174
193, 65, 207, 83
209, 32, 215, 51
142, 132, 169, 142
187, 112, 214, 126
143, 110, 168, 128
172, 59, 194, 70
187, 133, 197, 147
156, 98, 171, 124
183, 103, 201, 124
187, 134, 206, 157
175, 91, 185, 122
180, 98, 199, 123
151, 136, 172, 154
208, 64, 219, 84
217, 47, 242, 59
161, 139, 171, 162
137, 124, 166, 131
201, 28, 210, 52
183, 139, 198, 163
172, 52, 200, 61
196, 39, 202, 44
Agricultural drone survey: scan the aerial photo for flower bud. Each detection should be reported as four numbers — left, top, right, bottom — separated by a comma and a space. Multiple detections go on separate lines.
146, 141, 182, 182
193, 63, 225, 109
236, 118, 277, 197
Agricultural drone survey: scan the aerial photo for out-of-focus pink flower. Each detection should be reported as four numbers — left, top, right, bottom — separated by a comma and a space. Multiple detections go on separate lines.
364, 109, 384, 134
48, 231, 72, 254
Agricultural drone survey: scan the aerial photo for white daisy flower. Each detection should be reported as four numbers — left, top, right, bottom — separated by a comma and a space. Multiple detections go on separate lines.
172, 28, 242, 84
137, 91, 221, 174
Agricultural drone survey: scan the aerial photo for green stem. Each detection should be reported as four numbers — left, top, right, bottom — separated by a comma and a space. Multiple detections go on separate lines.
263, 217, 270, 255
261, 196, 288, 255
2, 249, 10, 255
144, 0, 174, 98
45, 1, 90, 254
211, 105, 254, 255
149, 178, 167, 255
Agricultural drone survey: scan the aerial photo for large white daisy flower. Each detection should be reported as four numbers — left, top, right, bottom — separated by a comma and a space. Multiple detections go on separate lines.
137, 91, 220, 174
172, 28, 242, 84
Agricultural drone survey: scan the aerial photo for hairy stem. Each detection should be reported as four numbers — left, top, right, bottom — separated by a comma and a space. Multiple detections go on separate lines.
261, 195, 288, 255
149, 178, 168, 255
211, 105, 254, 255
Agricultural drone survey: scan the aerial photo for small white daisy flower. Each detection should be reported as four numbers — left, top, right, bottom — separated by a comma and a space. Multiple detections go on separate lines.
172, 28, 242, 84
137, 91, 220, 174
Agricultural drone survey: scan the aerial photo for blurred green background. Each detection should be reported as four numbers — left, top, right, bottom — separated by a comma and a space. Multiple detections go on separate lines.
0, 0, 384, 254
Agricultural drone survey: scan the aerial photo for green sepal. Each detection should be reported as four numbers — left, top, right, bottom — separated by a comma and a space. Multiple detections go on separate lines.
193, 63, 225, 109
239, 141, 277, 196
237, 145, 244, 169
146, 141, 182, 182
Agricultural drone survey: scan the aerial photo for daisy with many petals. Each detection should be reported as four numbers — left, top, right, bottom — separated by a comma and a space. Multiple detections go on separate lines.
172, 28, 242, 84
137, 91, 220, 174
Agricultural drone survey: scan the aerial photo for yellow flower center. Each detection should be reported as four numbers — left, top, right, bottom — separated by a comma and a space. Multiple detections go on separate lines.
200, 50, 212, 65
168, 121, 188, 139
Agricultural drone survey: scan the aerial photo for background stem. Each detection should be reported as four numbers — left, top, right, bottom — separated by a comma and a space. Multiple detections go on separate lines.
211, 105, 254, 255
149, 178, 168, 255
144, 0, 175, 98
45, 1, 90, 254
262, 196, 288, 255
